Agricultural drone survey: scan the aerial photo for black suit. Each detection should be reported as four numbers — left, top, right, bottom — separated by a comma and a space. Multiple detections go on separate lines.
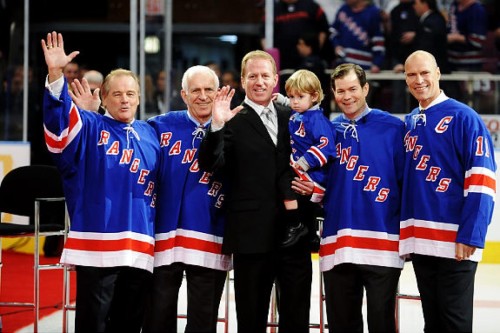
199, 102, 312, 332
415, 10, 450, 74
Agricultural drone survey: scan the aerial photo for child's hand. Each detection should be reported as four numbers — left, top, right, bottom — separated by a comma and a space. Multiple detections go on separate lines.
292, 162, 304, 171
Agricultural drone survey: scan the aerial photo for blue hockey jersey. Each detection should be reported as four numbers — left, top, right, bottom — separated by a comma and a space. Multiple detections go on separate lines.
320, 109, 405, 271
43, 77, 160, 272
148, 111, 231, 271
289, 107, 336, 202
330, 3, 385, 69
400, 96, 497, 262
447, 1, 487, 69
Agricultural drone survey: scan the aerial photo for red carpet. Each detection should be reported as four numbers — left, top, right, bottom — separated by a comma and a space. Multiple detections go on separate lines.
0, 250, 76, 333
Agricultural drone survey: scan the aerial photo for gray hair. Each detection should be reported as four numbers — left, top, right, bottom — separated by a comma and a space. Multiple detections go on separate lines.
181, 65, 219, 92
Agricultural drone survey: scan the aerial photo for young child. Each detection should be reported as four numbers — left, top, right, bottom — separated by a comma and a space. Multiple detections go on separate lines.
279, 69, 336, 248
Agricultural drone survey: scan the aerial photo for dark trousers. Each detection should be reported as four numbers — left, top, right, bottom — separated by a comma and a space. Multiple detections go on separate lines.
233, 245, 312, 333
75, 265, 152, 333
412, 254, 477, 333
142, 263, 227, 333
323, 263, 401, 333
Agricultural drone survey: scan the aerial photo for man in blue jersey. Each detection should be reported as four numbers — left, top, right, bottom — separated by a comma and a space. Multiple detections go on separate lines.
319, 62, 405, 332
41, 31, 159, 333
402, 50, 496, 332
142, 65, 233, 333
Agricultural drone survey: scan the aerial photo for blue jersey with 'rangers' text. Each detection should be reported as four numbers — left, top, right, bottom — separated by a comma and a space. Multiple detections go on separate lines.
400, 96, 496, 262
320, 109, 405, 271
289, 107, 336, 201
43, 77, 159, 272
148, 111, 231, 271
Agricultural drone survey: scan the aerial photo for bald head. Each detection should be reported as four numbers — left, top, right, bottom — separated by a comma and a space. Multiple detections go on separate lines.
83, 70, 104, 91
404, 50, 441, 108
404, 50, 438, 71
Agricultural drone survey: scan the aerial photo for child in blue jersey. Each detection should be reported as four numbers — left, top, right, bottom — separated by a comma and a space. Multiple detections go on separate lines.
285, 69, 336, 203
276, 69, 336, 248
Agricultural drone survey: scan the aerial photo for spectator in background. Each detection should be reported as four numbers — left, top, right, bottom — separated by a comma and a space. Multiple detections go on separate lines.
438, 0, 454, 17
260, 0, 331, 71
63, 60, 79, 89
413, 0, 461, 102
221, 69, 245, 109
330, 0, 385, 73
296, 32, 332, 117
78, 63, 89, 80
448, 0, 488, 71
371, 0, 399, 24
447, 0, 488, 106
322, 0, 345, 24
484, 0, 500, 73
152, 69, 185, 114
0, 64, 48, 164
144, 73, 156, 115
372, 0, 399, 52
83, 69, 103, 93
0, 64, 28, 140
447, 0, 487, 71
331, 0, 386, 108
389, 0, 418, 71
413, 0, 450, 73
389, 0, 418, 113
203, 61, 222, 81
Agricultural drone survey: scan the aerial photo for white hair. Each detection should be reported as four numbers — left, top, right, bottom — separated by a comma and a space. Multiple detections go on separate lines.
181, 65, 219, 92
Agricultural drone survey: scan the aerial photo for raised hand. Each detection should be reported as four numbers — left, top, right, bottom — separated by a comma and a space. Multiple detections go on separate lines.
69, 78, 101, 112
212, 85, 244, 128
41, 31, 80, 83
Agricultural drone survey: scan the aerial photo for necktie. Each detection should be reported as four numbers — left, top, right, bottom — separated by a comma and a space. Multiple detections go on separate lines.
261, 107, 277, 145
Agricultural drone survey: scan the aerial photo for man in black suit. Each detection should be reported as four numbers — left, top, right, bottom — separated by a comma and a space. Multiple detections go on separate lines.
199, 50, 313, 333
